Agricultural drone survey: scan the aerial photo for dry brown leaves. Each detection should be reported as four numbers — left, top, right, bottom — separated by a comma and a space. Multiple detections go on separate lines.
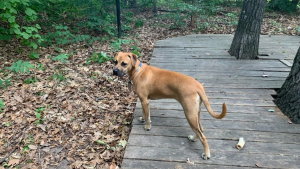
0, 7, 299, 169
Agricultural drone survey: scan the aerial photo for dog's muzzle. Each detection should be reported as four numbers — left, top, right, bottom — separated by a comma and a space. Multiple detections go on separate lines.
113, 68, 125, 77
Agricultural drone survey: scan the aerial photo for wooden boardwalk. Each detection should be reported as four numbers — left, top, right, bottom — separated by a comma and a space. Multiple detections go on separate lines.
122, 35, 300, 169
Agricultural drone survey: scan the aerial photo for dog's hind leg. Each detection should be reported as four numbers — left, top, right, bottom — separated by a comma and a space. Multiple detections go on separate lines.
186, 111, 210, 160
188, 96, 203, 141
182, 96, 210, 160
198, 101, 204, 133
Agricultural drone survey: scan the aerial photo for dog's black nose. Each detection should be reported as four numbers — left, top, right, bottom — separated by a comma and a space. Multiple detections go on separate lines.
113, 69, 119, 75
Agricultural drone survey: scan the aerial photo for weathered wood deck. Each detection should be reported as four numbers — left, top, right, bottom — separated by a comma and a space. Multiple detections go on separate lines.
122, 35, 300, 169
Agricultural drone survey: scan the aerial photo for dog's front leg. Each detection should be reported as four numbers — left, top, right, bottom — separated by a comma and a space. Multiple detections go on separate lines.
140, 98, 151, 131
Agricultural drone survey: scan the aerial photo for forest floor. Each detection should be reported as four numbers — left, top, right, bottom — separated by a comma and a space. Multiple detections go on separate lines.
0, 7, 299, 169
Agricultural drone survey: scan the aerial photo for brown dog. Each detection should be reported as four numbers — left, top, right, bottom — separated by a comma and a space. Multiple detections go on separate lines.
113, 52, 226, 160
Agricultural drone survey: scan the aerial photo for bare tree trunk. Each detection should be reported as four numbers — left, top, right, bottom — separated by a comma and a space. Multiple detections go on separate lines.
275, 47, 300, 124
190, 0, 197, 27
228, 0, 267, 59
153, 0, 157, 15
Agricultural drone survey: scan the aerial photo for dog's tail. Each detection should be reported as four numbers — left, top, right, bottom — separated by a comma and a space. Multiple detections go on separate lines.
198, 88, 226, 119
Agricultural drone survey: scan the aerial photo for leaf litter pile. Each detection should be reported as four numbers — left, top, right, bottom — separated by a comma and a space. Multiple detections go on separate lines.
0, 8, 299, 169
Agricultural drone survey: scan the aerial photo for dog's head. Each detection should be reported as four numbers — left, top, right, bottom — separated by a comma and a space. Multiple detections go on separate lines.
112, 52, 138, 77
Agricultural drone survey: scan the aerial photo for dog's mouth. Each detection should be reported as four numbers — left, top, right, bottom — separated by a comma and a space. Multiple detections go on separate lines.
113, 69, 126, 77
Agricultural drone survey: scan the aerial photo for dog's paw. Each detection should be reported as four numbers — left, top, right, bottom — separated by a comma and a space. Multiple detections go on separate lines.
201, 152, 210, 160
188, 135, 198, 142
143, 124, 151, 131
138, 117, 145, 123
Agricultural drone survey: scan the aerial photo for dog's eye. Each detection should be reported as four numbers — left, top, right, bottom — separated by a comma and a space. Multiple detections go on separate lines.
114, 60, 118, 65
121, 62, 127, 67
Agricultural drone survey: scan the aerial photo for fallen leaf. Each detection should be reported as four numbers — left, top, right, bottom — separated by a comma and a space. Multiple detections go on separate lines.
118, 140, 127, 148
96, 140, 106, 145
8, 158, 20, 166
29, 145, 38, 150
37, 124, 46, 131
11, 153, 21, 159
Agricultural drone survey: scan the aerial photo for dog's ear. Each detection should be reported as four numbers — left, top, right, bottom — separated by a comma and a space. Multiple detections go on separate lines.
130, 53, 137, 66
113, 52, 119, 60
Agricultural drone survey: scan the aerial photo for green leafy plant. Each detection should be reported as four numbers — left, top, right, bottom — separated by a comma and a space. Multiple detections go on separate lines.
135, 18, 144, 28
52, 53, 69, 63
124, 12, 134, 24
0, 99, 5, 112
0, 0, 43, 49
225, 12, 238, 26
22, 134, 34, 154
96, 140, 111, 149
35, 107, 44, 125
5, 60, 34, 74
90, 72, 97, 79
110, 39, 130, 52
0, 78, 11, 89
296, 26, 300, 35
131, 45, 140, 56
267, 0, 299, 13
86, 13, 116, 37
86, 52, 111, 65
196, 21, 210, 31
42, 24, 96, 47
36, 63, 45, 71
24, 76, 37, 84
51, 72, 65, 82
29, 51, 39, 59
167, 13, 187, 29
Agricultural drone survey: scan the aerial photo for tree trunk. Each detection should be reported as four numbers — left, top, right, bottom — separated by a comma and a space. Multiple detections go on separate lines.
275, 47, 300, 124
153, 0, 157, 15
190, 0, 197, 27
228, 0, 267, 59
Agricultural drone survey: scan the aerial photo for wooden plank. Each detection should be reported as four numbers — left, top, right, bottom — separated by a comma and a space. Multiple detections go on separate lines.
148, 99, 275, 105
150, 97, 275, 104
188, 92, 275, 100
150, 62, 287, 68
132, 117, 300, 133
152, 70, 289, 79
198, 88, 277, 95
122, 159, 249, 169
280, 59, 293, 67
129, 126, 300, 144
136, 100, 278, 110
134, 108, 290, 123
124, 146, 300, 169
135, 104, 281, 114
126, 135, 300, 155
192, 92, 275, 100
150, 62, 291, 72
